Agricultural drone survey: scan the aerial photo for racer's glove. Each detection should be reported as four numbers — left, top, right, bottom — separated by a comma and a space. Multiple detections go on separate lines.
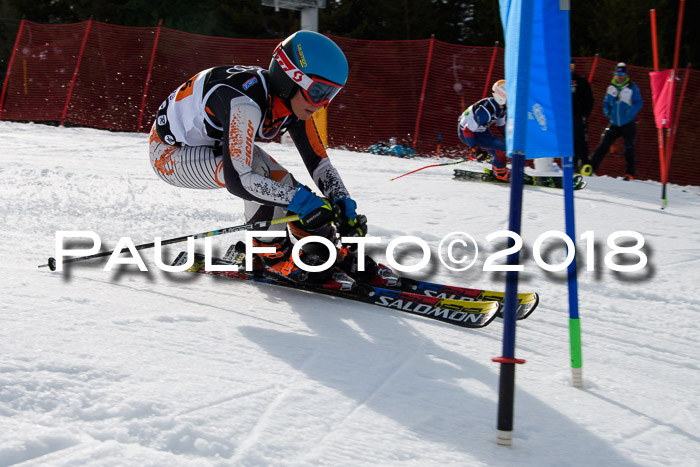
470, 146, 490, 162
333, 197, 368, 238
286, 184, 334, 229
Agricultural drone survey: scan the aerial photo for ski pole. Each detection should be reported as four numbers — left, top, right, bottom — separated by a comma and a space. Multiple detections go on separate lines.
389, 159, 468, 181
39, 214, 300, 271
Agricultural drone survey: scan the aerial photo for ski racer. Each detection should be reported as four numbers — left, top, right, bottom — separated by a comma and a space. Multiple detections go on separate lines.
457, 80, 510, 181
148, 30, 393, 287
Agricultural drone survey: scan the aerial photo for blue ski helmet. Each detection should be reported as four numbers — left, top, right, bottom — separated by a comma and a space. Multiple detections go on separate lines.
269, 30, 349, 104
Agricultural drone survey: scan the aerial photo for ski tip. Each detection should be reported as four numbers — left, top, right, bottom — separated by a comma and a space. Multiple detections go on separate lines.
488, 301, 503, 326
493, 292, 539, 321
518, 293, 539, 320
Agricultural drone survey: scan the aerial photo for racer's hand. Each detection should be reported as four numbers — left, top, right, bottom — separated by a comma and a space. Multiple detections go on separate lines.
333, 198, 367, 237
286, 184, 334, 229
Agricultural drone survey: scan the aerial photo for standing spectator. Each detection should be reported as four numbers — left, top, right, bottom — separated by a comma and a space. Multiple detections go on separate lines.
590, 62, 643, 180
571, 59, 594, 174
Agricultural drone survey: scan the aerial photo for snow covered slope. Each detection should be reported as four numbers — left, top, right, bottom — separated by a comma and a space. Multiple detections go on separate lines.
1, 121, 699, 466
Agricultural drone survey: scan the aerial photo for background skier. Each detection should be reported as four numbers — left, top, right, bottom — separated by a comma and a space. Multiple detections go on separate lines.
457, 80, 510, 181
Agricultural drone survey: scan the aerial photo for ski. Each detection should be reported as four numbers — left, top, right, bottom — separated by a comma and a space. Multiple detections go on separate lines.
383, 277, 538, 320
218, 244, 537, 321
454, 168, 587, 190
173, 252, 502, 329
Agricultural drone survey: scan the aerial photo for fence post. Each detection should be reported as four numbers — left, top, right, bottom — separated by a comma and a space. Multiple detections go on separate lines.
60, 18, 93, 127
137, 19, 163, 132
0, 19, 26, 120
587, 53, 599, 83
412, 36, 435, 151
483, 41, 500, 98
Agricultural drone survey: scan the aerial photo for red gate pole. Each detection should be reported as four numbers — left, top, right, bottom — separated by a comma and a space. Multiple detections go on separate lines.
482, 41, 500, 98
650, 9, 668, 192
412, 36, 435, 152
665, 63, 690, 184
137, 19, 163, 132
651, 11, 660, 72
60, 18, 93, 127
663, 0, 686, 188
0, 19, 26, 120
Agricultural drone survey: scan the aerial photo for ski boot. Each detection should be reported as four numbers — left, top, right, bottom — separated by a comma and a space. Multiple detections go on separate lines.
248, 235, 356, 292
492, 166, 510, 181
335, 245, 400, 287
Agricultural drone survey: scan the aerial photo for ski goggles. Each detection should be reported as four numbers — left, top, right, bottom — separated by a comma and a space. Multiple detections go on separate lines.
272, 45, 343, 106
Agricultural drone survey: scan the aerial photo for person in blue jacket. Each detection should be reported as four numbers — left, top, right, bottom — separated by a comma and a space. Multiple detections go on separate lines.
590, 62, 643, 180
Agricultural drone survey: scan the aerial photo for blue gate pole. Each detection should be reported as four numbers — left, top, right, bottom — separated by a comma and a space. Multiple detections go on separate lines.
493, 151, 527, 446
562, 156, 583, 387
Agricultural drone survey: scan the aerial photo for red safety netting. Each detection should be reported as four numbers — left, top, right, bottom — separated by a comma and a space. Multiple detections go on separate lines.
327, 37, 432, 151
1, 20, 698, 186
1, 21, 87, 123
